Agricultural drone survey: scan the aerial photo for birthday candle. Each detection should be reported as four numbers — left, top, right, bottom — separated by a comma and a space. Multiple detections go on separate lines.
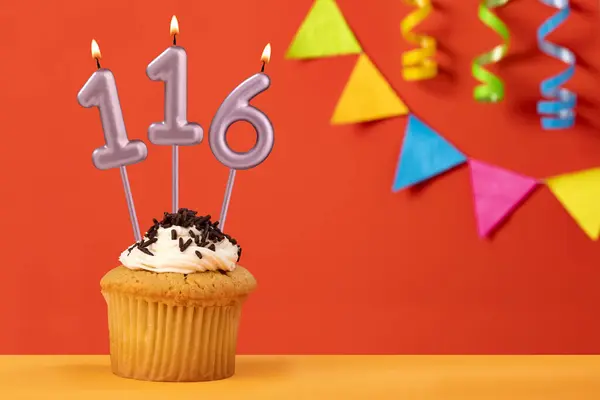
78, 40, 147, 242
209, 44, 275, 230
147, 16, 203, 212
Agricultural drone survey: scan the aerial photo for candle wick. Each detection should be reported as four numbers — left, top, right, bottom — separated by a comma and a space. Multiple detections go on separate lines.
261, 61, 265, 73
173, 34, 177, 46
95, 58, 101, 69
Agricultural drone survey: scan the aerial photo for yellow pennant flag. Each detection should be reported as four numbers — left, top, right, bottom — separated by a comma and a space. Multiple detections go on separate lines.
286, 0, 362, 59
331, 54, 409, 124
546, 167, 600, 240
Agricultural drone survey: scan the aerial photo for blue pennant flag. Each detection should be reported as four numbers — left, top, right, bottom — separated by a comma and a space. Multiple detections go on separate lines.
392, 115, 467, 192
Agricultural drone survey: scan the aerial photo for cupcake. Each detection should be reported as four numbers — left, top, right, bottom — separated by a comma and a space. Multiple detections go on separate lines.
100, 208, 257, 382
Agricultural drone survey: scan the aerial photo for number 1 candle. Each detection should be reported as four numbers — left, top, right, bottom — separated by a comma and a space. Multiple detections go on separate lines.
209, 44, 274, 230
147, 16, 203, 213
77, 40, 148, 242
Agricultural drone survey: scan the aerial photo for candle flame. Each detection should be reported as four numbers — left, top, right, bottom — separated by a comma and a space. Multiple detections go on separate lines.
261, 43, 271, 64
91, 39, 102, 60
170, 15, 179, 36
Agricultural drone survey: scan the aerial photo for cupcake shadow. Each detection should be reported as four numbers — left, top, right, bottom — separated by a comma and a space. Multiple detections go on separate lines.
49, 361, 121, 389
50, 356, 292, 386
233, 356, 292, 380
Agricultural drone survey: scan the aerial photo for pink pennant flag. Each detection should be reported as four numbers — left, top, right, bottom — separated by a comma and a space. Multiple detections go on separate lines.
469, 160, 538, 237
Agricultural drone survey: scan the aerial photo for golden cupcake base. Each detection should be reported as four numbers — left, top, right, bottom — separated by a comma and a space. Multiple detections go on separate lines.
100, 266, 256, 382
104, 293, 243, 382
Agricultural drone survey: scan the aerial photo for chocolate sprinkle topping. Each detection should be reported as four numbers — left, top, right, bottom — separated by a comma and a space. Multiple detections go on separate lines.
201, 227, 209, 243
138, 247, 154, 256
195, 215, 210, 225
146, 210, 223, 237
136, 208, 241, 261
142, 238, 157, 248
225, 234, 237, 245
181, 238, 193, 252
127, 243, 138, 255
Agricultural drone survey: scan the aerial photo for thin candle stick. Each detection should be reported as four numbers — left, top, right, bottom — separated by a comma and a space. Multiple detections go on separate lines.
219, 169, 236, 231
172, 145, 179, 213
171, 16, 178, 213
171, 28, 178, 214
120, 166, 142, 242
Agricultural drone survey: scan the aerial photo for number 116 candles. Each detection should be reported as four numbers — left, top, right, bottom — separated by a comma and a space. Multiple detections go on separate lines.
78, 17, 275, 235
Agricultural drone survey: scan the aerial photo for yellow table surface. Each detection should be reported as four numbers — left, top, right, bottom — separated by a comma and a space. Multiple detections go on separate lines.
1, 355, 600, 399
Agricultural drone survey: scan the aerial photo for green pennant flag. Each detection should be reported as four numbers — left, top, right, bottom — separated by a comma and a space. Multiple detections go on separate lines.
286, 0, 363, 59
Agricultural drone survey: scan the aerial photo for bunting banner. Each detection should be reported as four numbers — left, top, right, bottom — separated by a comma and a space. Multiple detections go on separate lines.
391, 114, 600, 239
287, 0, 409, 124
546, 169, 600, 240
469, 160, 538, 237
285, 0, 362, 60
332, 54, 409, 124
285, 4, 594, 239
392, 115, 467, 191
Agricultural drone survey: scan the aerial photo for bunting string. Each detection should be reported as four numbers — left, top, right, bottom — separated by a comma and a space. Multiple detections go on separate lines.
537, 0, 576, 130
401, 0, 437, 81
392, 114, 600, 240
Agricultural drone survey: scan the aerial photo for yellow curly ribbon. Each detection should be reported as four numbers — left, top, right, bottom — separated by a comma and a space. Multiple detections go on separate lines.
401, 0, 437, 81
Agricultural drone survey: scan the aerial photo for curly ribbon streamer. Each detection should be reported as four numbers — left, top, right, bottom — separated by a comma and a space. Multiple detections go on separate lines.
401, 0, 437, 81
537, 0, 576, 130
472, 0, 510, 102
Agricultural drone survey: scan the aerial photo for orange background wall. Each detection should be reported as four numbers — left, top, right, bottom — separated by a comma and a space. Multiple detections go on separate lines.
1, 0, 600, 354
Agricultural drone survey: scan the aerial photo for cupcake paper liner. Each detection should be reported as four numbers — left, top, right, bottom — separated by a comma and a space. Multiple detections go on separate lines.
103, 292, 244, 382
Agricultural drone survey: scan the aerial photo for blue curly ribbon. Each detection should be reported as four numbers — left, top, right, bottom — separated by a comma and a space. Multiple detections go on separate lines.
537, 0, 576, 130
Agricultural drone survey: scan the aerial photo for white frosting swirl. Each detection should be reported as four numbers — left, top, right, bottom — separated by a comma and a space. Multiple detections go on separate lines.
119, 225, 239, 273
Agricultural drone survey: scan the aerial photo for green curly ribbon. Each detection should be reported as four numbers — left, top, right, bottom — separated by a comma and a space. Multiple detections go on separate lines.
472, 0, 510, 102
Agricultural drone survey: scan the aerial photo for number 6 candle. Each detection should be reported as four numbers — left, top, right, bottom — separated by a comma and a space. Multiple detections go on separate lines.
78, 40, 148, 242
147, 16, 203, 213
209, 44, 274, 230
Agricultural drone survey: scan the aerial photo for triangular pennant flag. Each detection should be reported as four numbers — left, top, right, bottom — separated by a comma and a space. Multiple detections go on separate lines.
286, 0, 362, 59
546, 168, 600, 240
392, 115, 466, 191
469, 160, 538, 237
331, 54, 408, 124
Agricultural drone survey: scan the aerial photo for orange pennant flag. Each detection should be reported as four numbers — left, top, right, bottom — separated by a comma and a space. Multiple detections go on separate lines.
331, 54, 409, 124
